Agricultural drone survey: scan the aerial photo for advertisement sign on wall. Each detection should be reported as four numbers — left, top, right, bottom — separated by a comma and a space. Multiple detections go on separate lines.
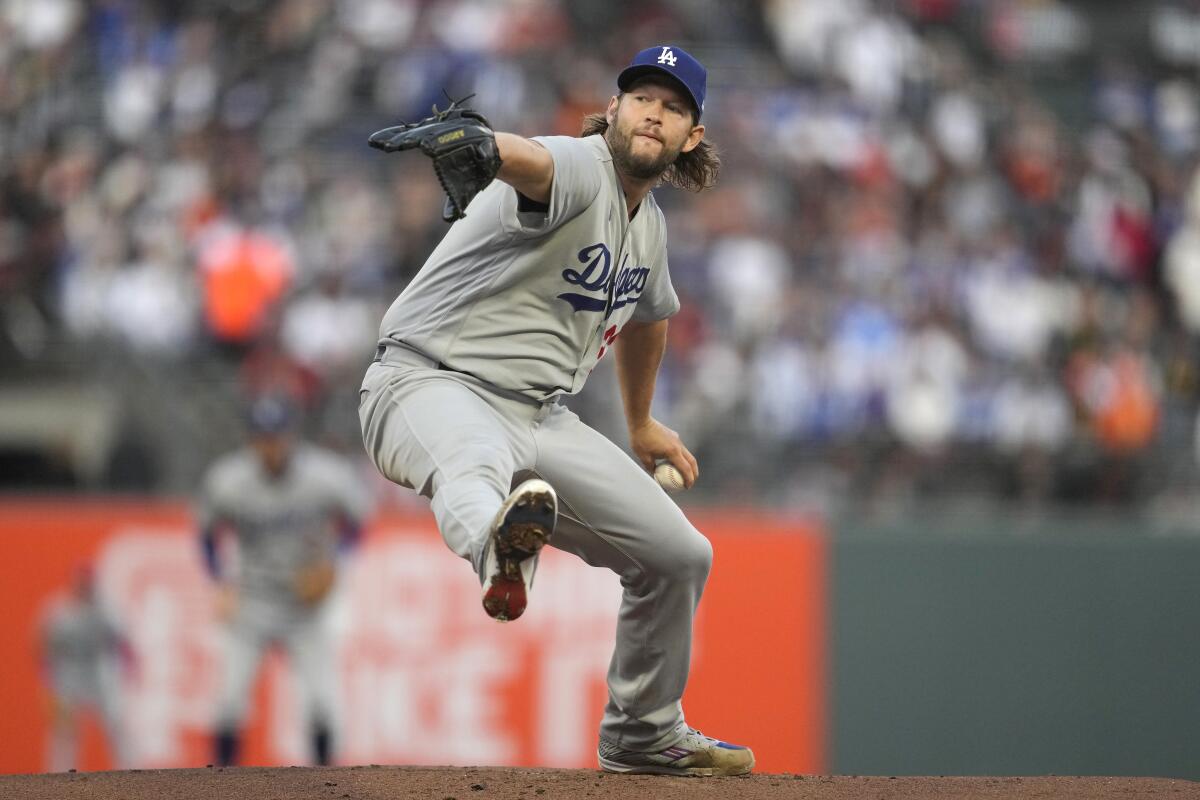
0, 502, 825, 775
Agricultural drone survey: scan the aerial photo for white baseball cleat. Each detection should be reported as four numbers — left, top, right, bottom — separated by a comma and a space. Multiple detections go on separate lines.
598, 725, 755, 777
481, 478, 556, 622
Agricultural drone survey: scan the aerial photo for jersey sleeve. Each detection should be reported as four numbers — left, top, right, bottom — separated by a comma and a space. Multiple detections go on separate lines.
630, 215, 680, 323
499, 136, 603, 237
195, 469, 222, 531
196, 465, 234, 578
197, 462, 241, 548
330, 460, 373, 527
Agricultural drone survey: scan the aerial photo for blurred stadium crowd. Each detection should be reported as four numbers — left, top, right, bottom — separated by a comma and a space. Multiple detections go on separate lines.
3, 0, 1200, 519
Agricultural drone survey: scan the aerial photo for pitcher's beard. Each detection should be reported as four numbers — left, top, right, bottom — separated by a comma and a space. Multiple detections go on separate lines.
607, 125, 680, 180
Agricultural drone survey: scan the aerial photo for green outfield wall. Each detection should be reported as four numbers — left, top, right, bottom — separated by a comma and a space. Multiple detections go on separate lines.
831, 522, 1200, 780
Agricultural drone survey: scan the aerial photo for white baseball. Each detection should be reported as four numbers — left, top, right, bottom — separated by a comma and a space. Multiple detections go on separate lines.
654, 462, 686, 494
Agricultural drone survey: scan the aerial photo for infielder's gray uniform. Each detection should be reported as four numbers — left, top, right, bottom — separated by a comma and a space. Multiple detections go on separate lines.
359, 134, 713, 752
40, 593, 130, 771
198, 444, 371, 740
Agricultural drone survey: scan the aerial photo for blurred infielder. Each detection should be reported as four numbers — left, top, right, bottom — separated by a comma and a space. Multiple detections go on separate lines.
198, 397, 371, 767
359, 46, 754, 776
39, 564, 135, 772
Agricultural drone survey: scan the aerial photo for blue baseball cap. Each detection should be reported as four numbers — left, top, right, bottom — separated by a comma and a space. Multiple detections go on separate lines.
617, 45, 706, 120
247, 395, 296, 435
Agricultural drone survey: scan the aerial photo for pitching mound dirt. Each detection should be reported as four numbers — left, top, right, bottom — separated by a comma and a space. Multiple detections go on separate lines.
0, 766, 1194, 799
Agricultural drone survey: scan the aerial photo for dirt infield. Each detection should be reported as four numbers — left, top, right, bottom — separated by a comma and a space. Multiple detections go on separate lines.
0, 766, 1195, 800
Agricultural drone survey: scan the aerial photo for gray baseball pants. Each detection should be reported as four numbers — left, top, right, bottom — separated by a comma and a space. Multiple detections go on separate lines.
47, 663, 128, 771
215, 597, 337, 734
358, 344, 712, 751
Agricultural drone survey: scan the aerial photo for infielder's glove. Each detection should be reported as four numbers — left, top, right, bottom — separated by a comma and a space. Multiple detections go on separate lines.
368, 94, 502, 222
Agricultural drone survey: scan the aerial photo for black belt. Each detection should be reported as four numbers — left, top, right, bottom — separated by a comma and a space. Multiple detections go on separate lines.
372, 343, 447, 370
372, 343, 558, 408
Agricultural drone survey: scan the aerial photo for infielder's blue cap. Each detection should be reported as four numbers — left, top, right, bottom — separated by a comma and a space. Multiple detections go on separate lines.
618, 45, 706, 120
247, 395, 296, 435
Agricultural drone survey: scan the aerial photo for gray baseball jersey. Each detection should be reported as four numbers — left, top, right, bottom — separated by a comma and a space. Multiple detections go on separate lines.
376, 134, 680, 401
198, 444, 370, 608
41, 597, 123, 697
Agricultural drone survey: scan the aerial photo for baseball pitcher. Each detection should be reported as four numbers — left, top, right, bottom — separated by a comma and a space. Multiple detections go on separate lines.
359, 45, 754, 776
198, 396, 371, 767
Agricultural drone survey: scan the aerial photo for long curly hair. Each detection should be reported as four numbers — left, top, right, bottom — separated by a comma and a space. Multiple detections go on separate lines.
580, 107, 720, 193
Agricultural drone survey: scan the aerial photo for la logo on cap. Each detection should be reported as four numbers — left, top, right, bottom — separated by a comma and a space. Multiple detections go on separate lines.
618, 44, 706, 118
